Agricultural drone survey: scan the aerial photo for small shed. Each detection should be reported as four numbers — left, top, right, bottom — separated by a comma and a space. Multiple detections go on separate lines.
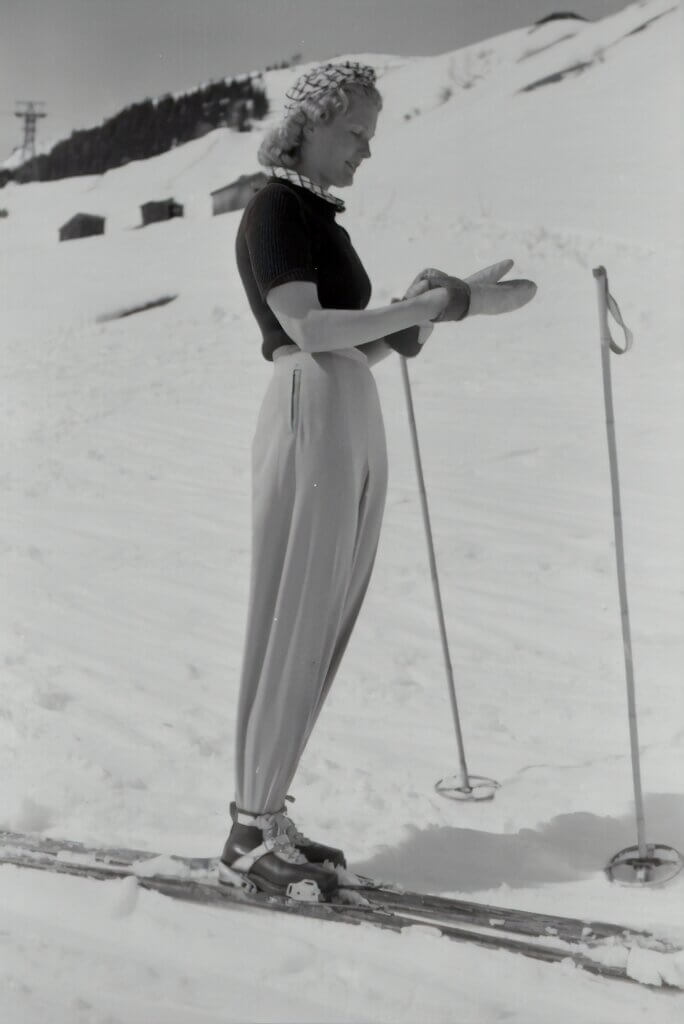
59, 213, 105, 242
140, 198, 184, 226
210, 172, 268, 216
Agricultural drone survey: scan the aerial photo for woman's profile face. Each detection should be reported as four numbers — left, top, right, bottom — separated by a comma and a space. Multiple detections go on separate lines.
299, 92, 379, 190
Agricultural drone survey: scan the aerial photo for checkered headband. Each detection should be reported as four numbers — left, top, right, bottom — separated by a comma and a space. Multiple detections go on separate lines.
284, 61, 377, 115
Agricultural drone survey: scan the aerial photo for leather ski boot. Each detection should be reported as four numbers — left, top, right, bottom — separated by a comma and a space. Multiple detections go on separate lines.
229, 799, 346, 869
219, 807, 339, 902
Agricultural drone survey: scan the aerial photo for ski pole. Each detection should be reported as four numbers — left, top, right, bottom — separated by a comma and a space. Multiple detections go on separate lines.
593, 265, 681, 884
399, 356, 499, 801
594, 267, 645, 854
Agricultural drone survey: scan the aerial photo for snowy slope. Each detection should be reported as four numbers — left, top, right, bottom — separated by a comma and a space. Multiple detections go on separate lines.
1, 1, 682, 1021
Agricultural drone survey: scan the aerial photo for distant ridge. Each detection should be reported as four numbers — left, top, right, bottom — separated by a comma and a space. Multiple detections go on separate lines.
5, 74, 269, 185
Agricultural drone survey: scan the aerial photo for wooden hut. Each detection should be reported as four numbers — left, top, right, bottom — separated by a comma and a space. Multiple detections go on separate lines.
59, 213, 105, 242
210, 172, 268, 216
140, 198, 184, 226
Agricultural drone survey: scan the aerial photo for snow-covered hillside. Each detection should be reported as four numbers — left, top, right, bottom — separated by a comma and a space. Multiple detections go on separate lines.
1, 1, 682, 1021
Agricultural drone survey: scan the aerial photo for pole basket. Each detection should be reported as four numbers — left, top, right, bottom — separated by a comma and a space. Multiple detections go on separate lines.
435, 774, 501, 802
605, 843, 683, 886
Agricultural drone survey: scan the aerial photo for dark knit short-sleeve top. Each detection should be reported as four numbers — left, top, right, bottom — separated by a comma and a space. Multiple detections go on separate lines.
235, 177, 421, 361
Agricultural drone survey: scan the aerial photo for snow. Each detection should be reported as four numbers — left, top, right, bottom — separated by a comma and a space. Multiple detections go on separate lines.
1, 0, 682, 1020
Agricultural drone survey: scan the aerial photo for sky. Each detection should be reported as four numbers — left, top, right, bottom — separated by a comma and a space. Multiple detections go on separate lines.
1, 0, 632, 162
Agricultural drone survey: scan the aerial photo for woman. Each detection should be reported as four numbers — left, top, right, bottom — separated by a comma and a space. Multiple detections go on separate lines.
220, 61, 535, 902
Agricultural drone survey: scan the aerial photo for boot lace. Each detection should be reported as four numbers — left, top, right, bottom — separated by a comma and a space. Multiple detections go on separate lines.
253, 811, 308, 864
282, 795, 312, 845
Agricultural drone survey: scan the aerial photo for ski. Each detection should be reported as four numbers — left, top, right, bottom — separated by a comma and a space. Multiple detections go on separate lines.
1, 830, 680, 987
0, 829, 675, 951
348, 882, 679, 952
0, 843, 636, 983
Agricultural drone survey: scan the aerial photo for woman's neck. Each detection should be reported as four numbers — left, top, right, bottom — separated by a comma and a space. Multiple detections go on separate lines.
270, 167, 346, 212
292, 159, 330, 191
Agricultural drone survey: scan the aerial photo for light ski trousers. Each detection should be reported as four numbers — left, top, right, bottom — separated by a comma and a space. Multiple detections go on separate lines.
235, 343, 388, 813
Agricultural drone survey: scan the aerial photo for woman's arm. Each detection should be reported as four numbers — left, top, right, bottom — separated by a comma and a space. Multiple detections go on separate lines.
355, 338, 393, 366
266, 281, 447, 355
357, 323, 436, 367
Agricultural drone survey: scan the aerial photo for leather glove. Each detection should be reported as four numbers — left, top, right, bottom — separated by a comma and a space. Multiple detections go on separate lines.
421, 260, 537, 320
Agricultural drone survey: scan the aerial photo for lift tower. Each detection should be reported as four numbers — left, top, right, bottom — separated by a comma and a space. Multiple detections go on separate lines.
14, 101, 47, 175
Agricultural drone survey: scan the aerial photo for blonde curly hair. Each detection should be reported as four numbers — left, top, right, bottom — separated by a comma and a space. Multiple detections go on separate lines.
258, 81, 383, 171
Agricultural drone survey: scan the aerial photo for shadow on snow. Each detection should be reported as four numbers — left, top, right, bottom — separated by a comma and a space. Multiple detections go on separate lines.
350, 793, 684, 893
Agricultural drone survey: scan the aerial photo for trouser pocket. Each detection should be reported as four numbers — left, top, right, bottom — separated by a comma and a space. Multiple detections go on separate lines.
289, 368, 302, 432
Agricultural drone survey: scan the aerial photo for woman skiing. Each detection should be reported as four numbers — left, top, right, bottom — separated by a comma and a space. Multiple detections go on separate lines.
220, 60, 535, 901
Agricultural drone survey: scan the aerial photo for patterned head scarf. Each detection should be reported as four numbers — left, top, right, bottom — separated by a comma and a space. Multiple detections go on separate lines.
284, 60, 378, 115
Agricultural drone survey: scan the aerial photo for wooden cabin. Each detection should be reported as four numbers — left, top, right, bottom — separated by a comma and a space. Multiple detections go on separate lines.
210, 172, 268, 216
59, 213, 105, 242
140, 198, 184, 226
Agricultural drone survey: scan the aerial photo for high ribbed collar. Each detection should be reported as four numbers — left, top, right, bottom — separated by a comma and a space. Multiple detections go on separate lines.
269, 166, 346, 213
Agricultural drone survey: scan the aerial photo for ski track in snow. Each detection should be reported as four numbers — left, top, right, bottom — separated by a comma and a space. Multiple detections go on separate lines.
1, 1, 682, 1020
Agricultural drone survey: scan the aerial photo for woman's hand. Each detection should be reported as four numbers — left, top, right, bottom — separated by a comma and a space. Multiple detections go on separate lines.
420, 260, 537, 320
395, 271, 445, 342
402, 272, 432, 301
